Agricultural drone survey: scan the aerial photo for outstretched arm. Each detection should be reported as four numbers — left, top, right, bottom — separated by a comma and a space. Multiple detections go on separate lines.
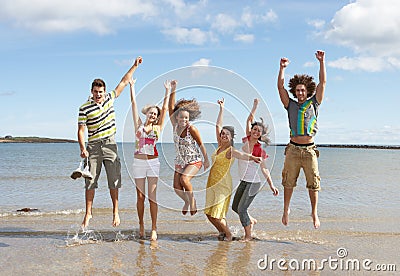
315, 50, 326, 104
260, 161, 279, 196
246, 98, 258, 136
157, 80, 171, 128
114, 56, 142, 98
231, 148, 262, 163
277, 57, 290, 108
216, 98, 224, 145
168, 80, 178, 126
129, 78, 141, 132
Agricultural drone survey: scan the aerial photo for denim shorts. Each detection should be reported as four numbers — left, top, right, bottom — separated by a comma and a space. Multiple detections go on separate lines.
281, 143, 321, 191
86, 135, 121, 190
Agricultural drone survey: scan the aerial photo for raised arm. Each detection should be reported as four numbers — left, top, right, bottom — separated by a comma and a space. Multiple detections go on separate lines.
129, 78, 142, 132
216, 98, 224, 144
114, 56, 142, 98
246, 98, 258, 136
277, 57, 290, 108
168, 80, 178, 126
157, 80, 171, 128
190, 126, 210, 171
315, 50, 326, 104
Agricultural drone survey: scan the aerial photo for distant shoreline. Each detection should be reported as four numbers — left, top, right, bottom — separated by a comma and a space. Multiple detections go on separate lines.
0, 137, 398, 149
0, 137, 77, 143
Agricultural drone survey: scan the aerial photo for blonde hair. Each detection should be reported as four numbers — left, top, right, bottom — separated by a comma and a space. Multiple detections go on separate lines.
141, 105, 161, 117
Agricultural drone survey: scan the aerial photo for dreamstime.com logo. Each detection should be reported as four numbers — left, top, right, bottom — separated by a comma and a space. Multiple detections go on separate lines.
257, 248, 397, 272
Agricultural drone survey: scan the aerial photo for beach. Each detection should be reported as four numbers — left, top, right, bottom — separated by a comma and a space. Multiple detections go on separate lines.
0, 143, 399, 275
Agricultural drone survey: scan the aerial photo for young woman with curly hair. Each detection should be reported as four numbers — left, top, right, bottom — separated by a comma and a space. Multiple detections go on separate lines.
168, 80, 210, 216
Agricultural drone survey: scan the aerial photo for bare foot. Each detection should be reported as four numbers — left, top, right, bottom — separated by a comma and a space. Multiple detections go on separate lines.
217, 232, 226, 241
225, 231, 233, 242
312, 213, 320, 229
182, 201, 189, 215
150, 230, 158, 241
282, 208, 290, 226
242, 236, 254, 242
139, 224, 145, 239
250, 216, 257, 226
112, 213, 120, 227
190, 198, 197, 216
81, 214, 92, 229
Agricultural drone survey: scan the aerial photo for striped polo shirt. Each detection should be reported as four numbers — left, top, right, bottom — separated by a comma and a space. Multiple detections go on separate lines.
286, 95, 320, 137
78, 90, 117, 142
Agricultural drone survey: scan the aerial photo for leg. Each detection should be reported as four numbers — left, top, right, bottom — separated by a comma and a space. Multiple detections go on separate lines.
147, 176, 158, 241
135, 178, 146, 238
206, 215, 232, 241
303, 146, 321, 229
281, 145, 300, 226
180, 165, 201, 216
110, 188, 120, 227
282, 187, 293, 226
173, 171, 189, 215
101, 141, 122, 227
309, 189, 320, 229
235, 182, 257, 240
82, 189, 95, 229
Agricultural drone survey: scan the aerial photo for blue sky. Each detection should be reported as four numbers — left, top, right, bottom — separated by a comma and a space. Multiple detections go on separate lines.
1, 0, 399, 145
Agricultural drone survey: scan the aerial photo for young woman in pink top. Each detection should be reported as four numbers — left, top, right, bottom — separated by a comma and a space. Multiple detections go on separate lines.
129, 77, 170, 241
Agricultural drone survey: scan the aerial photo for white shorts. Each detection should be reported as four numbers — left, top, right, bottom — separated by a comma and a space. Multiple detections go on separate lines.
132, 158, 160, 178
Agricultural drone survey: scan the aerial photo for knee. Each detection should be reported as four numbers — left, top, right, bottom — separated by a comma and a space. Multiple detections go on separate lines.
137, 192, 146, 203
232, 203, 238, 213
180, 175, 190, 188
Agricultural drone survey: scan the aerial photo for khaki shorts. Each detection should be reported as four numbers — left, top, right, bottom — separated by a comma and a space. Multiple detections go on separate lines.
86, 135, 121, 190
281, 143, 321, 191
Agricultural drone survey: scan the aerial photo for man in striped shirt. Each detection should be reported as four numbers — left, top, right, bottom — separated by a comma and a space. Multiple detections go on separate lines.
78, 56, 142, 229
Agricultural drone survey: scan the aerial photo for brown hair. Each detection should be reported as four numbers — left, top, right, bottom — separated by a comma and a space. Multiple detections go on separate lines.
288, 74, 316, 98
173, 98, 201, 121
91, 78, 106, 91
220, 126, 235, 146
251, 117, 271, 145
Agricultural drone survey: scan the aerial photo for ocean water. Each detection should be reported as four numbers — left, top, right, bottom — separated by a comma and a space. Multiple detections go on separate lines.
1, 143, 399, 275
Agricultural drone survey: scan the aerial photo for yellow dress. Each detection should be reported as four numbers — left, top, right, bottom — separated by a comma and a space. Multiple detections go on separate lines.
204, 146, 235, 219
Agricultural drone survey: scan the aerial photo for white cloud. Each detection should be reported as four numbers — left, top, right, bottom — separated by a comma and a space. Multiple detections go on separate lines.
192, 58, 211, 66
307, 19, 325, 29
0, 0, 157, 34
328, 56, 391, 72
320, 0, 400, 71
234, 34, 254, 43
162, 27, 211, 45
211, 13, 239, 34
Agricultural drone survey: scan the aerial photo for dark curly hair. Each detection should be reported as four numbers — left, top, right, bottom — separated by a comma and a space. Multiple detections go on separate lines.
173, 98, 201, 121
288, 74, 316, 98
251, 117, 271, 146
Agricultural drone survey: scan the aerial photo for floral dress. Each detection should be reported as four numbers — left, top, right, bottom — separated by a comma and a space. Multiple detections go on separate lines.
204, 146, 234, 219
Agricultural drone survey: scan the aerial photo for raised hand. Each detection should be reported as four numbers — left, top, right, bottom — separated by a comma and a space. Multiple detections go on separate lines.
129, 78, 137, 86
280, 57, 289, 68
170, 80, 178, 91
164, 80, 171, 90
217, 98, 225, 108
315, 50, 325, 62
135, 56, 143, 66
